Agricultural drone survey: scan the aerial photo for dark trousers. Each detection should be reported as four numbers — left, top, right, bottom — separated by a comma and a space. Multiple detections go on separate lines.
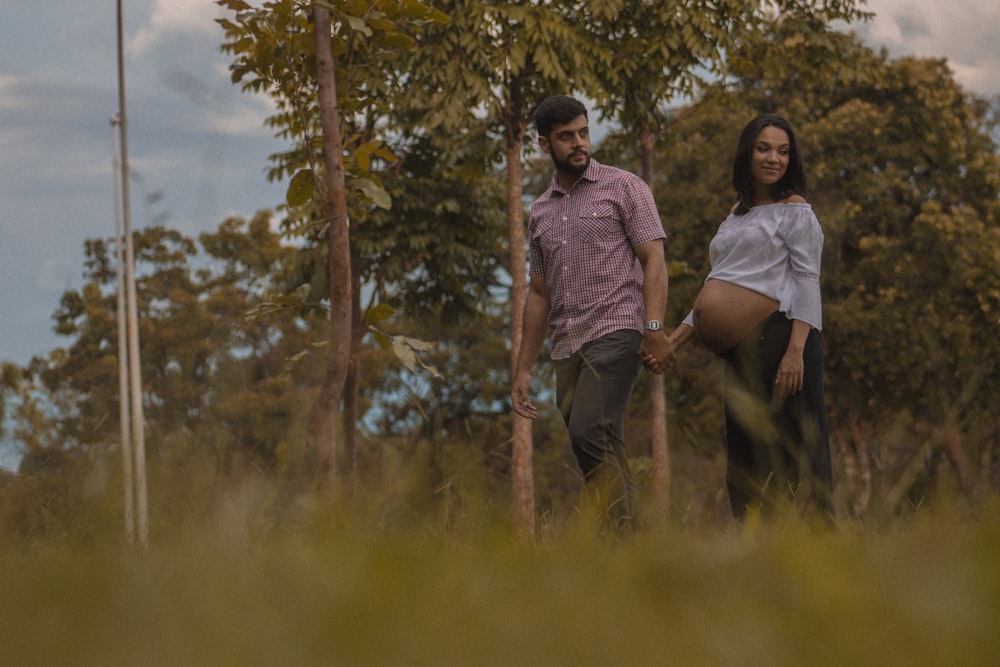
721, 312, 833, 519
555, 330, 643, 532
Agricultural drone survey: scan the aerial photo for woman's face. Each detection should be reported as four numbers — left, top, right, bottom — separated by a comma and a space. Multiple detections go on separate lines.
750, 125, 791, 192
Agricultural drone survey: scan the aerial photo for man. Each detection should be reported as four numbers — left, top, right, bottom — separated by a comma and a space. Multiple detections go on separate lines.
511, 95, 674, 532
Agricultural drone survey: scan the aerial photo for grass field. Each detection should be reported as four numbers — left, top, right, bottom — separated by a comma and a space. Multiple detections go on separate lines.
2, 494, 999, 667
0, 496, 1000, 667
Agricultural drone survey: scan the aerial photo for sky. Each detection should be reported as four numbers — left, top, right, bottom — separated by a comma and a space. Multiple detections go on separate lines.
1, 0, 999, 371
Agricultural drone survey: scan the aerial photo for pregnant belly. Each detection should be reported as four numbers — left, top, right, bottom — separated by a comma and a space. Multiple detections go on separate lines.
691, 279, 779, 354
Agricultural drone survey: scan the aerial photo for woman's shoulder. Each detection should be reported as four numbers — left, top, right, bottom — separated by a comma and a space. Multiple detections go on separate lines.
782, 194, 808, 204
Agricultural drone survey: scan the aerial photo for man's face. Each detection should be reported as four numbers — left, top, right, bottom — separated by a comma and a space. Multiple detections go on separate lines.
539, 115, 590, 176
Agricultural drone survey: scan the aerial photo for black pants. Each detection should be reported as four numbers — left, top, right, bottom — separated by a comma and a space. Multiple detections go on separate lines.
721, 312, 833, 519
555, 330, 643, 532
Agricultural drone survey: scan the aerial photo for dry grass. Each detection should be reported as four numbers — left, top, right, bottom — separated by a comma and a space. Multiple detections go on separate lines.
2, 490, 999, 667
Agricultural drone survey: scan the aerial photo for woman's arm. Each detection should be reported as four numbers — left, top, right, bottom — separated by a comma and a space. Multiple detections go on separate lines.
659, 322, 695, 370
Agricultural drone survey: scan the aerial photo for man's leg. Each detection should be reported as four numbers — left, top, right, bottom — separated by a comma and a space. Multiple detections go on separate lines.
557, 330, 642, 531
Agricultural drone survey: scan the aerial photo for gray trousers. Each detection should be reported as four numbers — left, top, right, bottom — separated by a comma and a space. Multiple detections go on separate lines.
555, 329, 643, 531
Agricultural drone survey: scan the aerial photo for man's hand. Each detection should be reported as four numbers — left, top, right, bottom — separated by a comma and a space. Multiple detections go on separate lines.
511, 372, 538, 420
639, 330, 676, 374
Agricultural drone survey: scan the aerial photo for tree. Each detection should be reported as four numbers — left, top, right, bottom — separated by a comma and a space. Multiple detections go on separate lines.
217, 0, 447, 485
25, 215, 317, 474
310, 0, 353, 482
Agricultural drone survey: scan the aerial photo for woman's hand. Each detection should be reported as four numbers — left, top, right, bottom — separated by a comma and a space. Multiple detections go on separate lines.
776, 346, 804, 397
777, 320, 811, 397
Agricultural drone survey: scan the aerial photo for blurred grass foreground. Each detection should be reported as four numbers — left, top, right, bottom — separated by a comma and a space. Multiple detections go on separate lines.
2, 492, 999, 667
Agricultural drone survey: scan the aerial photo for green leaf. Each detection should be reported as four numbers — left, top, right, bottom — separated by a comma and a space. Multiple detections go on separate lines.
389, 336, 442, 379
286, 169, 315, 207
354, 177, 392, 210
367, 18, 397, 33
372, 330, 390, 350
391, 336, 418, 372
400, 337, 434, 353
345, 0, 369, 16
427, 9, 450, 24
382, 33, 417, 49
346, 16, 373, 37
365, 303, 395, 325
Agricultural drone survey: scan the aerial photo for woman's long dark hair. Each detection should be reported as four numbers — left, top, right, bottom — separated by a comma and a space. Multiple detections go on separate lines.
732, 113, 807, 215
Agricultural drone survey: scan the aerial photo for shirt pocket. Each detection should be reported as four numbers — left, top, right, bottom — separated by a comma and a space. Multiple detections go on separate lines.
577, 204, 620, 244
531, 216, 559, 256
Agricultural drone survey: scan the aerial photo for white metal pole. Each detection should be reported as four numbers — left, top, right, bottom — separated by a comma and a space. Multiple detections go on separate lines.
111, 114, 135, 544
117, 0, 148, 545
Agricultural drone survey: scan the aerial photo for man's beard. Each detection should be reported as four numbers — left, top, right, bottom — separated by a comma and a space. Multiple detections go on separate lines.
552, 151, 590, 176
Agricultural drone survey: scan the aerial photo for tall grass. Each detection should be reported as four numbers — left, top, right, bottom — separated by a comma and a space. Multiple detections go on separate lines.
2, 472, 999, 667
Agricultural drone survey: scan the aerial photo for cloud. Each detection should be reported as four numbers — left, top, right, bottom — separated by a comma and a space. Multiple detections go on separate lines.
130, 0, 225, 56
861, 0, 1000, 95
0, 74, 30, 112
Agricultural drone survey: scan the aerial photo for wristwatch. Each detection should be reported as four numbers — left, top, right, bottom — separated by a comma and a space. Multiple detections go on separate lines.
645, 320, 663, 332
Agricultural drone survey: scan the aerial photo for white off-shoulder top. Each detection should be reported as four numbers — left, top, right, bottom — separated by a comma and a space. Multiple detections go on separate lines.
683, 202, 823, 330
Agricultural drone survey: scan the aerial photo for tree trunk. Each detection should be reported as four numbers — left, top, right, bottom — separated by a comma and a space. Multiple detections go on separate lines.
343, 263, 363, 498
639, 129, 670, 524
939, 424, 979, 508
311, 2, 352, 486
506, 80, 535, 537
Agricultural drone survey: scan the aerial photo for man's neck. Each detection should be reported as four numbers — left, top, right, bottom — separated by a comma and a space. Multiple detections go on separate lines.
556, 171, 580, 192
556, 170, 584, 191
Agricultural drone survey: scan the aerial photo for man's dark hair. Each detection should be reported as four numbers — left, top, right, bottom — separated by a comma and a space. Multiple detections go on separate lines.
732, 113, 807, 215
533, 95, 588, 139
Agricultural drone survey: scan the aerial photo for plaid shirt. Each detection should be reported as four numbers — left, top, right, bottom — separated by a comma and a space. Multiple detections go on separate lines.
528, 159, 666, 360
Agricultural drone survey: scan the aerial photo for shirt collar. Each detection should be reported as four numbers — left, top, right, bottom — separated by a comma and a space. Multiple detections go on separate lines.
550, 158, 602, 195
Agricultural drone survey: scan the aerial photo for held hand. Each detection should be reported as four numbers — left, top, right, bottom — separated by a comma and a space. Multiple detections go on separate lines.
639, 331, 677, 375
775, 349, 805, 397
511, 376, 538, 420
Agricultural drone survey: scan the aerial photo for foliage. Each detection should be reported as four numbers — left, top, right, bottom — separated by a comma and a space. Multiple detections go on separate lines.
12, 214, 322, 474
216, 0, 446, 222
216, 1, 503, 455
359, 119, 509, 323
397, 0, 602, 135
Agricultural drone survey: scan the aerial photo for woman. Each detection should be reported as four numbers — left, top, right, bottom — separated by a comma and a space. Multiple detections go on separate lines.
657, 113, 833, 520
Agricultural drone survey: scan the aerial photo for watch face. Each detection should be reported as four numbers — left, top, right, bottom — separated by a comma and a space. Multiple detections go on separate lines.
646, 320, 662, 331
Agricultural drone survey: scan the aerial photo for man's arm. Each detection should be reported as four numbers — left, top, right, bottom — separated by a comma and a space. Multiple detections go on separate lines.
634, 239, 675, 374
511, 275, 550, 420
